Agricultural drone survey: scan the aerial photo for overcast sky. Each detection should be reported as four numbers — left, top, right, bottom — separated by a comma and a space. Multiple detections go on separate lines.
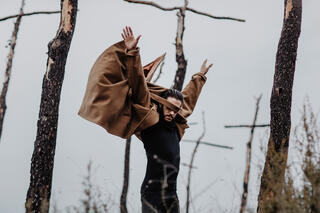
0, 0, 319, 212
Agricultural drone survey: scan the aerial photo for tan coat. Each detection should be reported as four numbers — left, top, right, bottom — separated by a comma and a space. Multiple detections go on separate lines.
78, 41, 207, 140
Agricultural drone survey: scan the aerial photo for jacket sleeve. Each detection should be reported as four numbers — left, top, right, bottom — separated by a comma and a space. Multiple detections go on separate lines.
180, 72, 207, 118
125, 47, 150, 108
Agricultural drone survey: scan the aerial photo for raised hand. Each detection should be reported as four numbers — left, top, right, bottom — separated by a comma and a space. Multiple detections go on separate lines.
200, 59, 213, 75
121, 26, 141, 50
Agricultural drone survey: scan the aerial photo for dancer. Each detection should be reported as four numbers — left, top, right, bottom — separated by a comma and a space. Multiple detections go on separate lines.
78, 26, 212, 213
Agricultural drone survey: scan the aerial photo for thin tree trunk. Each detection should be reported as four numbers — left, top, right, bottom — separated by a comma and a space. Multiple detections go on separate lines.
186, 111, 206, 213
25, 1, 78, 212
0, 0, 25, 141
172, 7, 187, 92
240, 95, 262, 213
120, 137, 131, 213
257, 0, 302, 212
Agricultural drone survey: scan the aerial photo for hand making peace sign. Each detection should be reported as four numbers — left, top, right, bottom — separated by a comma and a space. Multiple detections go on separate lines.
200, 59, 213, 75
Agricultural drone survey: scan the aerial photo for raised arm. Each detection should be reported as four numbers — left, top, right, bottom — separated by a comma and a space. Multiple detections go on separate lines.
181, 60, 213, 118
122, 26, 150, 107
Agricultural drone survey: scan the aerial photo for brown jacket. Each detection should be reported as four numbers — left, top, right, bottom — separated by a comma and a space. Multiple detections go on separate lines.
78, 41, 207, 140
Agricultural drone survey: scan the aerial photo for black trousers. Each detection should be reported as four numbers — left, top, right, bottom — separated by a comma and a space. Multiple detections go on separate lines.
141, 191, 180, 213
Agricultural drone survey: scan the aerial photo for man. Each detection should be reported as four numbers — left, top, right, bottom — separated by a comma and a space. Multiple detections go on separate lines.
78, 26, 212, 213
139, 88, 184, 213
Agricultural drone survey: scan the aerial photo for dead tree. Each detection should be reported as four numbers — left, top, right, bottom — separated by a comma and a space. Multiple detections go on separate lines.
225, 95, 268, 213
186, 111, 206, 213
239, 95, 262, 213
25, 1, 78, 212
0, 8, 60, 142
257, 0, 302, 212
120, 138, 131, 213
124, 0, 244, 91
0, 0, 25, 141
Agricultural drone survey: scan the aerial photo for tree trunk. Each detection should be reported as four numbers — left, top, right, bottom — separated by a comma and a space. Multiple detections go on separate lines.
0, 0, 25, 141
240, 95, 262, 213
120, 137, 131, 213
25, 1, 78, 212
257, 0, 302, 212
172, 8, 187, 92
186, 112, 206, 213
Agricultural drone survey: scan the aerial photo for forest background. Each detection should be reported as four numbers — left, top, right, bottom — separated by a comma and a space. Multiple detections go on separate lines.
0, 0, 319, 212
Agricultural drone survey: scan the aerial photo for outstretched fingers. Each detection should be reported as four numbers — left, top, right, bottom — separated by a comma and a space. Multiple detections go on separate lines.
128, 26, 133, 36
136, 35, 141, 43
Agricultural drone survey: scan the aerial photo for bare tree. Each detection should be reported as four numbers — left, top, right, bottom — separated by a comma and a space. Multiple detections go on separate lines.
0, 0, 25, 141
120, 138, 131, 213
25, 1, 78, 212
257, 0, 302, 212
124, 0, 244, 91
240, 95, 262, 213
186, 111, 206, 213
224, 95, 268, 212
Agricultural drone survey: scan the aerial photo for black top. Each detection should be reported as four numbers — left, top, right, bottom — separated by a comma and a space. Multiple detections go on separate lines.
140, 114, 180, 194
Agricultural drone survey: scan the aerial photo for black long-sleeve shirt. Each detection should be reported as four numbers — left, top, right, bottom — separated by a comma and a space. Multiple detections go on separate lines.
140, 114, 180, 195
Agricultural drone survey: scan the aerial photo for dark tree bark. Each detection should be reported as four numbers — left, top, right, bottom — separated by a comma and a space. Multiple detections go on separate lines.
25, 1, 78, 212
172, 7, 187, 91
240, 95, 262, 213
257, 0, 302, 212
0, 0, 25, 141
120, 137, 131, 213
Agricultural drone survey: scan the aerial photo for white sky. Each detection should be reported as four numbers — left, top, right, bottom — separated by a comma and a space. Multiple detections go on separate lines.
0, 0, 319, 212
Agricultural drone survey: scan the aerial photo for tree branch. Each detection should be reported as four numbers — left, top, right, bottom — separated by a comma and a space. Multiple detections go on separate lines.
152, 61, 164, 84
123, 0, 245, 22
182, 139, 233, 150
123, 0, 180, 11
224, 124, 270, 128
0, 11, 60, 22
186, 7, 245, 22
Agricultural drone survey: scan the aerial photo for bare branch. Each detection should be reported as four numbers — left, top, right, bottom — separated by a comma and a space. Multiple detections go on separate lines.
0, 11, 60, 22
225, 124, 270, 128
182, 139, 233, 150
123, 0, 245, 22
186, 7, 245, 22
123, 0, 180, 11
188, 122, 198, 125
152, 61, 164, 84
240, 94, 262, 213
181, 163, 197, 169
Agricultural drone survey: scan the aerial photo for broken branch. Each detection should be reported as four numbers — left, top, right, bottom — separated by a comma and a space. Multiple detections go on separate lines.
0, 11, 60, 22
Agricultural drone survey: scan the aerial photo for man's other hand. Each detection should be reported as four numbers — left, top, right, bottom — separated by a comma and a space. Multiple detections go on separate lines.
200, 59, 213, 75
121, 26, 141, 50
